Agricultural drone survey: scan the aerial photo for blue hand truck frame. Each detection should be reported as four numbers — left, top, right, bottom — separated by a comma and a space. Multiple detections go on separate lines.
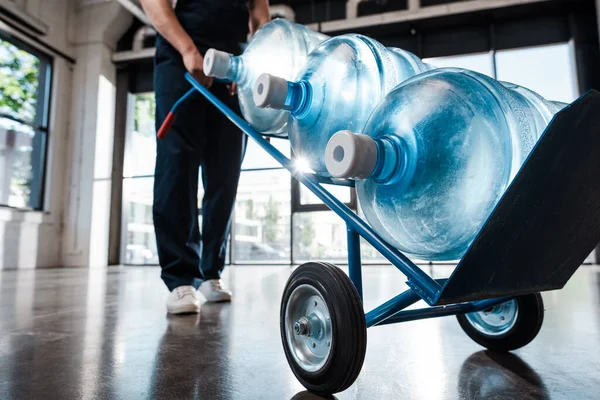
164, 73, 600, 395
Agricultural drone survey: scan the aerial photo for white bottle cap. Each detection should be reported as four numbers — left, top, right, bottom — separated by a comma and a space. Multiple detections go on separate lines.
203, 49, 230, 78
253, 73, 289, 109
325, 130, 378, 179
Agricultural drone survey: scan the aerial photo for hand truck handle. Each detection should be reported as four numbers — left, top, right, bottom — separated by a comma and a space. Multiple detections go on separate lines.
156, 78, 232, 139
156, 87, 197, 139
157, 112, 175, 139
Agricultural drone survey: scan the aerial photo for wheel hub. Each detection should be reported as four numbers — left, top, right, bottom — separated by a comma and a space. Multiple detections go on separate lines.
294, 317, 311, 336
285, 284, 333, 372
465, 299, 519, 336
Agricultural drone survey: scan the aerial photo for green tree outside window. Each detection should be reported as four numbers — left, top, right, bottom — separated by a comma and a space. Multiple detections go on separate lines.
0, 38, 40, 122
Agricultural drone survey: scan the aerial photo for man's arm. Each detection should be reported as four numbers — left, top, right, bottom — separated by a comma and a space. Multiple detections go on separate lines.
249, 0, 270, 36
139, 0, 212, 87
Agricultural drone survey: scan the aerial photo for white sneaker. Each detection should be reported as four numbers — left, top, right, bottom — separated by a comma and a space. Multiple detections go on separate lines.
199, 279, 232, 303
166, 285, 201, 314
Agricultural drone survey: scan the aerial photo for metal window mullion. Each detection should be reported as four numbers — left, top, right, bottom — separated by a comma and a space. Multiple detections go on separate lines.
289, 174, 294, 265
112, 72, 131, 265
34, 55, 53, 210
292, 177, 356, 213
0, 113, 46, 132
27, 129, 46, 209
230, 206, 238, 264
34, 56, 52, 129
120, 92, 138, 265
241, 166, 287, 172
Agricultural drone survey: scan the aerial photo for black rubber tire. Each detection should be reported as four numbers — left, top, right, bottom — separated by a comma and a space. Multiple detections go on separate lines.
280, 262, 367, 396
456, 293, 544, 352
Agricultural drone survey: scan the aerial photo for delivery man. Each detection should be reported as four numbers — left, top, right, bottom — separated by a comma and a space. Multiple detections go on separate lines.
140, 0, 270, 314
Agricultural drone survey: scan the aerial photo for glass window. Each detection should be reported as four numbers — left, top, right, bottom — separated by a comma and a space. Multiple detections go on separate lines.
122, 174, 205, 266
0, 39, 40, 123
291, 210, 417, 265
233, 169, 291, 263
124, 93, 156, 177
354, 208, 386, 263
120, 42, 583, 266
122, 177, 158, 265
122, 88, 242, 265
241, 137, 290, 170
293, 211, 348, 264
122, 92, 158, 265
0, 35, 51, 209
424, 52, 495, 77
360, 238, 387, 263
299, 183, 352, 206
495, 43, 578, 103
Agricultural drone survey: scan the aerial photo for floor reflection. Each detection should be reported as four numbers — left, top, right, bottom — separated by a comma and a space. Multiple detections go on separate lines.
291, 390, 338, 400
148, 305, 232, 400
1, 266, 599, 399
458, 351, 549, 400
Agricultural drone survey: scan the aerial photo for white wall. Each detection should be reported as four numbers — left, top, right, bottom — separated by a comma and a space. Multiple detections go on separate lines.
0, 0, 131, 268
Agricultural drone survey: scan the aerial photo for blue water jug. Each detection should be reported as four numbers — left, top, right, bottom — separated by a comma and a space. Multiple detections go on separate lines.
252, 34, 431, 174
324, 68, 566, 261
203, 19, 327, 135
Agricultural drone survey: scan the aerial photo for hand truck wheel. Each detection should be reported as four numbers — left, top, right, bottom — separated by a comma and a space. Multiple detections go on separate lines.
280, 262, 367, 395
456, 293, 544, 352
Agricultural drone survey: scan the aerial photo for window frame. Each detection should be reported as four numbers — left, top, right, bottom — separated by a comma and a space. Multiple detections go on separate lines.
0, 30, 53, 211
291, 177, 357, 213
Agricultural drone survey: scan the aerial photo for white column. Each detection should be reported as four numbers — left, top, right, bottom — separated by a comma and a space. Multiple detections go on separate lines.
346, 0, 360, 19
0, 130, 13, 205
61, 2, 132, 267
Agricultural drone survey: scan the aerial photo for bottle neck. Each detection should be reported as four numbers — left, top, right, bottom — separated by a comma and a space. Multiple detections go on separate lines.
369, 136, 410, 185
284, 80, 312, 117
225, 56, 245, 84
325, 131, 413, 182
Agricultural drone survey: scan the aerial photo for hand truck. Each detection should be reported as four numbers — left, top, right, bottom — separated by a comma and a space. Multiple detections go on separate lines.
160, 73, 600, 396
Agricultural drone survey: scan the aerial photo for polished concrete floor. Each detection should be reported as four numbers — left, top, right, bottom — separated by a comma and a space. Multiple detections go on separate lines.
1, 264, 599, 400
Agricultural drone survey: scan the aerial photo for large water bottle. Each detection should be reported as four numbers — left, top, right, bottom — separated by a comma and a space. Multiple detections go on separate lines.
324, 68, 566, 261
252, 34, 431, 175
203, 19, 328, 135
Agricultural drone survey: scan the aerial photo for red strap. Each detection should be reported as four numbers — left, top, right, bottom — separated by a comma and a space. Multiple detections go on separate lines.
157, 112, 176, 139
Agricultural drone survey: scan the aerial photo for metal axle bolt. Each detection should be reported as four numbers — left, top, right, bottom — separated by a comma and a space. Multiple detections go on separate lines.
294, 317, 311, 336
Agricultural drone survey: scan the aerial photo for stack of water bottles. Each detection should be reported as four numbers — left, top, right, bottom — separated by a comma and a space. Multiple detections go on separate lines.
203, 19, 566, 262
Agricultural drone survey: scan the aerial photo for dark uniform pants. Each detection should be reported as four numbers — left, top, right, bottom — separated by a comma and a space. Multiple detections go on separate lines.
153, 41, 246, 291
